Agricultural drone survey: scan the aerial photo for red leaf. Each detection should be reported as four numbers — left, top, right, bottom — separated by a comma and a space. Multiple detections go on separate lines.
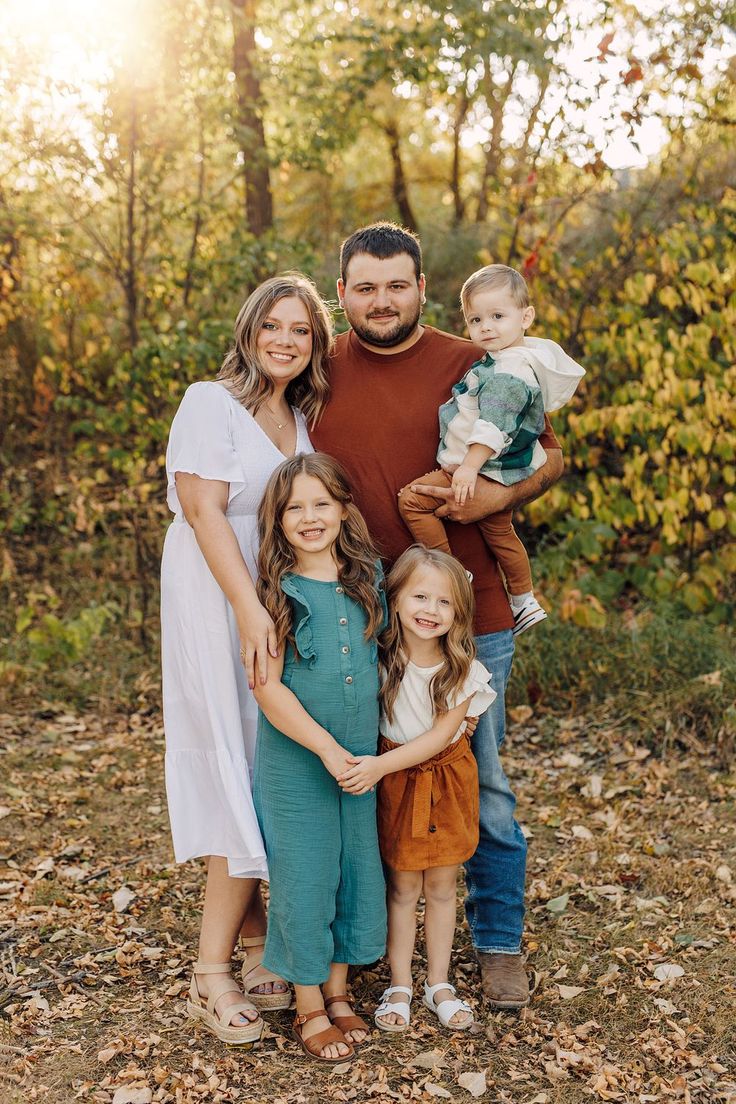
522, 251, 539, 279
597, 32, 615, 60
623, 63, 644, 86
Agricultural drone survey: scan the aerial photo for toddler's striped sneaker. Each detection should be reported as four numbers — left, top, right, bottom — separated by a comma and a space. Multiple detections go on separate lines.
511, 595, 547, 636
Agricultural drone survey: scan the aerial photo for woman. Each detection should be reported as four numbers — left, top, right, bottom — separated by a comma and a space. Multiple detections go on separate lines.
161, 273, 332, 1044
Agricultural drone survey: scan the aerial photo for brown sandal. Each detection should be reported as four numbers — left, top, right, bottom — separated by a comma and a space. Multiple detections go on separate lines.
324, 994, 370, 1044
292, 1008, 355, 1063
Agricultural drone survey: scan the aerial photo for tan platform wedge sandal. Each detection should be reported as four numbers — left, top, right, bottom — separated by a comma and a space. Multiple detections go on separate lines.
240, 936, 293, 1011
187, 962, 263, 1044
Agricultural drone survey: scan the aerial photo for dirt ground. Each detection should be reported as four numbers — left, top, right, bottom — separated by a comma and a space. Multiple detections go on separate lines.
1, 702, 735, 1103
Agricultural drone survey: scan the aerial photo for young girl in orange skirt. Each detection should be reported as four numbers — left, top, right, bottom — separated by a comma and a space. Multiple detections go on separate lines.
339, 546, 496, 1032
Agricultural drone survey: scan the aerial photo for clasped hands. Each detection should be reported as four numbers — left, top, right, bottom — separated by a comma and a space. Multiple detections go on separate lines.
322, 744, 383, 795
339, 755, 384, 795
322, 716, 478, 795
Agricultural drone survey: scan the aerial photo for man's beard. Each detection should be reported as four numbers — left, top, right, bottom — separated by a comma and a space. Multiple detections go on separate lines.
349, 303, 422, 348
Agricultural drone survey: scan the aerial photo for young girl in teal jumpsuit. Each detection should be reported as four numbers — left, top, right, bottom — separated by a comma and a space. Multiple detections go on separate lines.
253, 453, 387, 1064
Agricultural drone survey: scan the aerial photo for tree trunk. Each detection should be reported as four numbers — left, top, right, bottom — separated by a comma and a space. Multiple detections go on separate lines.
383, 119, 418, 232
515, 70, 550, 175
476, 61, 517, 223
505, 199, 527, 267
450, 84, 470, 226
124, 88, 139, 350
230, 0, 273, 237
0, 187, 37, 446
183, 112, 207, 308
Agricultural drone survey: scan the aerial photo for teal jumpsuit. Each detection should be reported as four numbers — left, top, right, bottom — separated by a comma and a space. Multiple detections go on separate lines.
254, 574, 387, 985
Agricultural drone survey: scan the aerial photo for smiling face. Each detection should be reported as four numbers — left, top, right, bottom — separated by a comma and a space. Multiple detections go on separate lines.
338, 252, 425, 352
395, 563, 456, 651
280, 473, 348, 565
255, 295, 314, 386
464, 286, 535, 354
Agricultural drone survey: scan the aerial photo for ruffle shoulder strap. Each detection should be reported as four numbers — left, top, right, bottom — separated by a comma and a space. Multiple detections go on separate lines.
280, 574, 316, 665
451, 658, 497, 715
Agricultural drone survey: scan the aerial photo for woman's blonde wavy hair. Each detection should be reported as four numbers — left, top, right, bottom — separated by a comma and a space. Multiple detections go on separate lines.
256, 453, 384, 651
380, 546, 476, 724
217, 273, 332, 426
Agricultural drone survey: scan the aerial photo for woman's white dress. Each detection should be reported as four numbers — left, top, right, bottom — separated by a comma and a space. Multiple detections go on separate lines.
161, 380, 313, 878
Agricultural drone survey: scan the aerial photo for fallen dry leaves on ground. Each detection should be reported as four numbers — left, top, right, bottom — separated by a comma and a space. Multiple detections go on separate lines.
1, 702, 734, 1103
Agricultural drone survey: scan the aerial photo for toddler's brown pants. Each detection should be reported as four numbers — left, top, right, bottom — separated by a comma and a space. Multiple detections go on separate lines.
398, 469, 533, 595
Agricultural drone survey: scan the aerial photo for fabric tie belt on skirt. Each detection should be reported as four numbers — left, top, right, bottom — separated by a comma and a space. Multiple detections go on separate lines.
378, 732, 472, 839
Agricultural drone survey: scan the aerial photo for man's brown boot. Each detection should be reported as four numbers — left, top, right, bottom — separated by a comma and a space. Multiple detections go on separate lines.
477, 952, 530, 1009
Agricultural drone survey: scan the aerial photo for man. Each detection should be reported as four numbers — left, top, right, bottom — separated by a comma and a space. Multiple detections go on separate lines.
311, 223, 563, 1009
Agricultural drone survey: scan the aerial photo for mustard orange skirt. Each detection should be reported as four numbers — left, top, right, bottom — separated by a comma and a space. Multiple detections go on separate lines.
377, 733, 479, 872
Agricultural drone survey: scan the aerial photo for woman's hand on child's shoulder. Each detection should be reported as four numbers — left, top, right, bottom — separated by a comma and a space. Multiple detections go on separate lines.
237, 601, 280, 689
338, 755, 384, 795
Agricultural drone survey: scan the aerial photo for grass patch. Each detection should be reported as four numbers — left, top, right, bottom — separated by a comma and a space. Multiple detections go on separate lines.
512, 599, 735, 760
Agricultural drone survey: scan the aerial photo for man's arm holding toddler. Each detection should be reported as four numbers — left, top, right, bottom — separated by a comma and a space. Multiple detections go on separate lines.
410, 415, 563, 523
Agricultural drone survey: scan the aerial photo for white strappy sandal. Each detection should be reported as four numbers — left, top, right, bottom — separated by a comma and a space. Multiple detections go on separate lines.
374, 985, 413, 1032
422, 980, 474, 1031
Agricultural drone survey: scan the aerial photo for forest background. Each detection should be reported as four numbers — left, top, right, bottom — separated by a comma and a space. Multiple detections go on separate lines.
1, 0, 734, 743
1, 3, 736, 1103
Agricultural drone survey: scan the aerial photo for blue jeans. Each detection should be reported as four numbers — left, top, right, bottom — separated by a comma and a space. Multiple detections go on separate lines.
464, 629, 526, 954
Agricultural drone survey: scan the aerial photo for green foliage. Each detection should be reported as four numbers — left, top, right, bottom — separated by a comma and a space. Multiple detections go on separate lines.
1, 565, 153, 708
12, 587, 121, 666
520, 174, 736, 615
0, 0, 734, 730
511, 597, 735, 752
21, 602, 120, 666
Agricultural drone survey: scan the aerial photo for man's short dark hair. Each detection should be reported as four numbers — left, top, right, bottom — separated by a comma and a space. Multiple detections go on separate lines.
340, 222, 422, 283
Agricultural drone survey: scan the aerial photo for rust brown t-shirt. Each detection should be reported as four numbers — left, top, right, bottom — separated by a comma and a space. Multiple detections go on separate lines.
311, 326, 561, 635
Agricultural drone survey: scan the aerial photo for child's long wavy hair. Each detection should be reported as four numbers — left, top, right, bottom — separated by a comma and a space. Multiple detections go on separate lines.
256, 453, 384, 651
380, 546, 476, 724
